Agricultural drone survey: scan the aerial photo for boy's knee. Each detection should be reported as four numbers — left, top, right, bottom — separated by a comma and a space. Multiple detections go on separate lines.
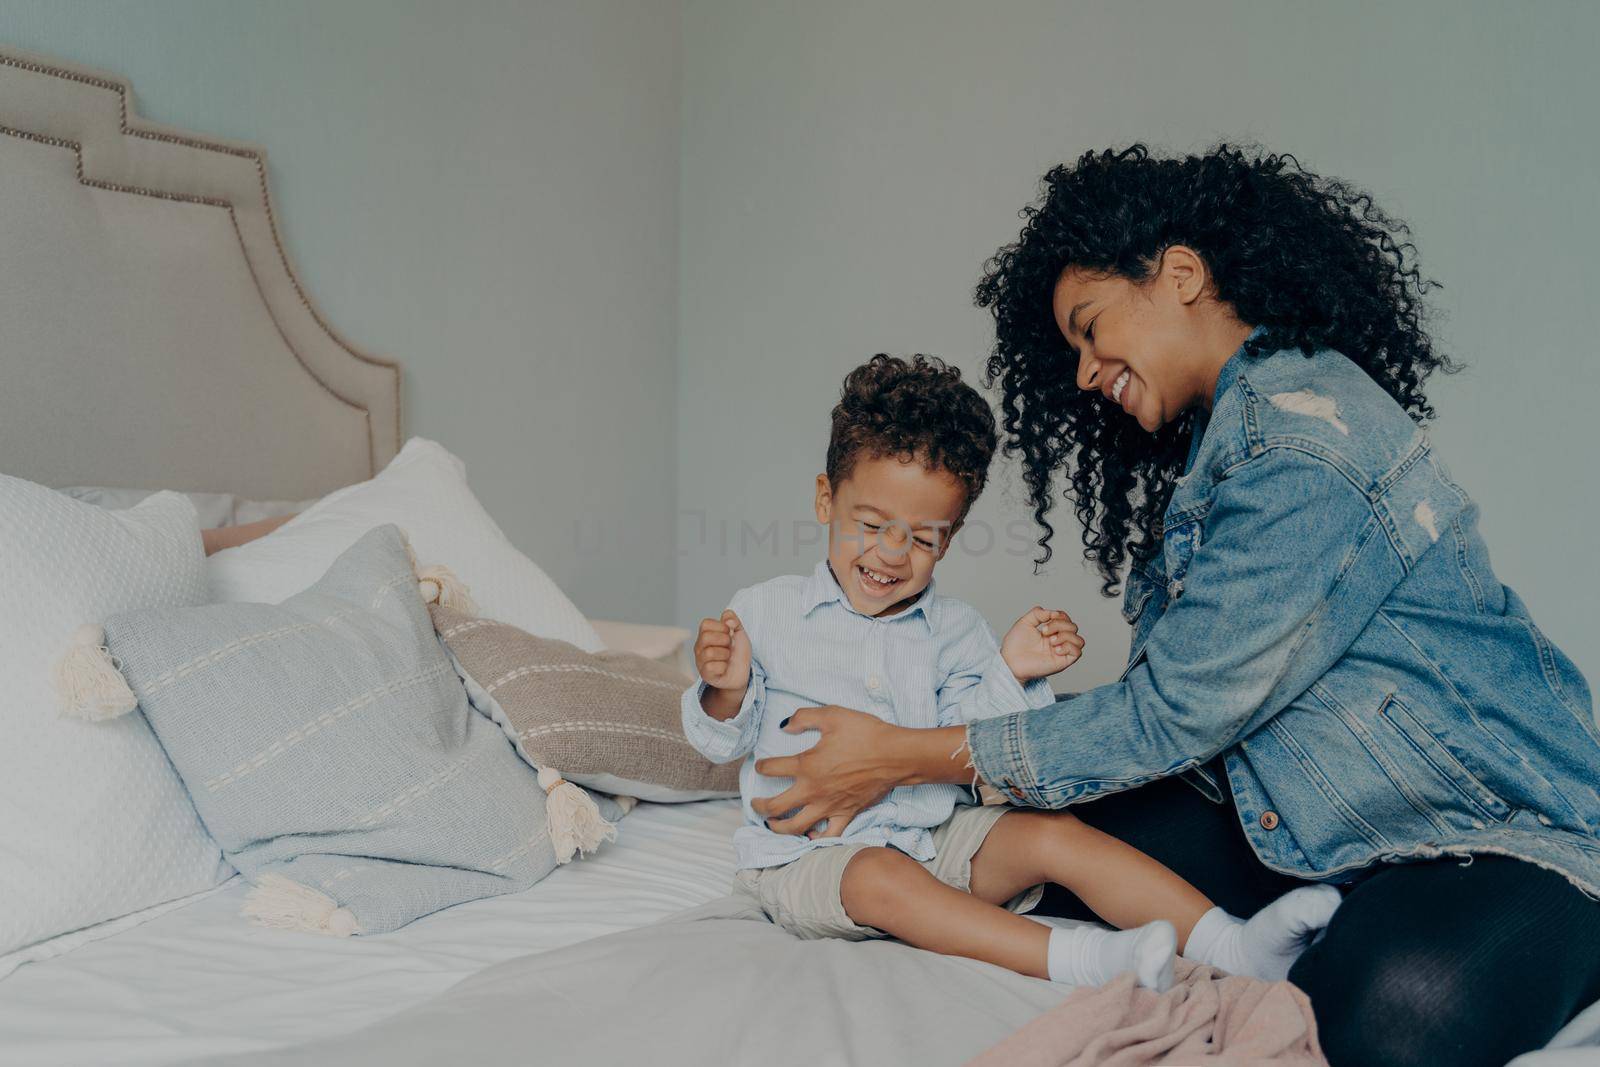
841, 847, 923, 922
997, 810, 1088, 863
1004, 809, 1085, 835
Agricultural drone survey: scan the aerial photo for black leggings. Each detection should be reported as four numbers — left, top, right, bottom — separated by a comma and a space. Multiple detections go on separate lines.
1032, 765, 1600, 1067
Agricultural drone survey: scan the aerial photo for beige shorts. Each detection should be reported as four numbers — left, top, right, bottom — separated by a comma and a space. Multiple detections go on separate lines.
732, 804, 1044, 941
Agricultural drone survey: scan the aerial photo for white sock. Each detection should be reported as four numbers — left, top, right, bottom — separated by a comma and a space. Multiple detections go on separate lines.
1046, 920, 1176, 992
1183, 884, 1342, 981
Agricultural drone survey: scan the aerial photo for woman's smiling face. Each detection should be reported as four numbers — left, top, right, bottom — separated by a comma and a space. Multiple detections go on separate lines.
1051, 247, 1238, 433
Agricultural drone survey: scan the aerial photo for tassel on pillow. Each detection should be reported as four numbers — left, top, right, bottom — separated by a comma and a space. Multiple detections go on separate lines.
401, 530, 479, 616
416, 563, 477, 616
241, 873, 360, 936
405, 536, 620, 860
54, 624, 138, 721
538, 767, 618, 863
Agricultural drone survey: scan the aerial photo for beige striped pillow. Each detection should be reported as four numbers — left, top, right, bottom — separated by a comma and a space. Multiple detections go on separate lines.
431, 605, 740, 802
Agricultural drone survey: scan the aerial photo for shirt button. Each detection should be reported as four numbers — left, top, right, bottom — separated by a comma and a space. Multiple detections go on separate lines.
866, 675, 881, 691
1259, 810, 1280, 830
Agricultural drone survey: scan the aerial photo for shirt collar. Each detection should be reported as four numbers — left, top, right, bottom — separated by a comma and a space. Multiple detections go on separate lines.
1187, 324, 1270, 476
802, 559, 939, 632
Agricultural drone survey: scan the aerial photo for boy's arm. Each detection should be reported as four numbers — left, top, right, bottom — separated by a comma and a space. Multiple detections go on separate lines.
680, 661, 767, 764
699, 684, 747, 722
680, 589, 768, 764
935, 612, 1057, 729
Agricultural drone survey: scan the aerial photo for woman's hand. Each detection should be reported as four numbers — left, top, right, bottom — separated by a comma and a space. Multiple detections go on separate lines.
751, 705, 905, 839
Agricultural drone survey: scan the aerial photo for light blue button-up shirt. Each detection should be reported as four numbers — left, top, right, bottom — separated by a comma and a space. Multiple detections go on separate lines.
681, 560, 1056, 871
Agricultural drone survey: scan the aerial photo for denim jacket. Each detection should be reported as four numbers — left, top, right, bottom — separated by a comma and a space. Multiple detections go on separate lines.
965, 329, 1600, 897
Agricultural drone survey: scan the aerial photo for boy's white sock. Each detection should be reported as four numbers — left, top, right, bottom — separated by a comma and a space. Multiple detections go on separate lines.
1046, 920, 1176, 992
1183, 884, 1343, 981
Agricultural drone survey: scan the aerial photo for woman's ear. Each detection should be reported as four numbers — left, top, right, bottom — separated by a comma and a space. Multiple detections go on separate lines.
1159, 245, 1208, 306
814, 474, 833, 524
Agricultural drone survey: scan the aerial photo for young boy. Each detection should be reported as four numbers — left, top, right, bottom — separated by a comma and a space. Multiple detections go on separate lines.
681, 354, 1340, 991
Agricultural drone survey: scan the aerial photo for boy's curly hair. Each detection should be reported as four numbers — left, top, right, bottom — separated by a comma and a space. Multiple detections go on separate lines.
826, 354, 997, 518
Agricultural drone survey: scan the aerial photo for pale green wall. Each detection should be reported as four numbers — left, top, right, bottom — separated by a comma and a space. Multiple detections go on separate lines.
1, 2, 1593, 683
0, 0, 682, 623
676, 0, 1599, 684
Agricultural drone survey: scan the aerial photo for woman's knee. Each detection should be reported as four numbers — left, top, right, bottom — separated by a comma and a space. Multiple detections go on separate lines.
1293, 936, 1511, 1067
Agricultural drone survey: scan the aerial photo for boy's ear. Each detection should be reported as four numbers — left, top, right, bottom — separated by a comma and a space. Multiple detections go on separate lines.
814, 474, 833, 524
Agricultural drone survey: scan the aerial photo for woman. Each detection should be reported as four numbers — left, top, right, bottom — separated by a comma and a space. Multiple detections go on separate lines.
751, 145, 1600, 1066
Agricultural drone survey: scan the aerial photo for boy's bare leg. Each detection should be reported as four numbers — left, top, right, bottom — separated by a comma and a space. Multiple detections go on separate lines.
839, 846, 1054, 977
840, 844, 1177, 988
967, 810, 1213, 947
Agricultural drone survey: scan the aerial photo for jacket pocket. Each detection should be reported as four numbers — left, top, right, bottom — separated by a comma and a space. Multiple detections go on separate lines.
1121, 560, 1162, 624
1118, 560, 1167, 682
1378, 693, 1514, 825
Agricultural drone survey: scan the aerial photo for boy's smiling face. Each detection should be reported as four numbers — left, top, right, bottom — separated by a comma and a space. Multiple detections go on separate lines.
814, 453, 968, 618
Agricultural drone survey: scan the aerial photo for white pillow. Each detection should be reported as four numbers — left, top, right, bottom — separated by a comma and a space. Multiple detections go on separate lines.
207, 438, 603, 653
62, 485, 238, 529
0, 477, 232, 976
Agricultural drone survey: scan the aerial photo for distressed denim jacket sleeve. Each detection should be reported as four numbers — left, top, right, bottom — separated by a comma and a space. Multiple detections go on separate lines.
966, 444, 1408, 808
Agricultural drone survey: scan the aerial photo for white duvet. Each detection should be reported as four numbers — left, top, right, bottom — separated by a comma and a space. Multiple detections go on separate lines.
0, 800, 744, 1066
3, 796, 1596, 1067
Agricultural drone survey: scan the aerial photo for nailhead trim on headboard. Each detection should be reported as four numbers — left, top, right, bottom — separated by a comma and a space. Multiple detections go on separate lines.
0, 51, 402, 473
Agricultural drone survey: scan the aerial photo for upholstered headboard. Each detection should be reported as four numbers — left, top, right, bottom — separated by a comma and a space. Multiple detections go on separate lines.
0, 46, 400, 499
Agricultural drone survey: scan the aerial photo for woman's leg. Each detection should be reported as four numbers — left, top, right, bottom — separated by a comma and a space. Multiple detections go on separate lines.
1024, 767, 1600, 1061
1289, 855, 1600, 1067
1033, 764, 1308, 921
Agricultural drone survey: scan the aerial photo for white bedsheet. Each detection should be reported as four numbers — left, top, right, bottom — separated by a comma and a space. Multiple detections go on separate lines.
0, 800, 744, 1066
4, 795, 1596, 1067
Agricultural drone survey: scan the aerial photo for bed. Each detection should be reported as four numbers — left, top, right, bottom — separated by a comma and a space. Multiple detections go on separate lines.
0, 800, 745, 1065
1, 43, 1597, 1067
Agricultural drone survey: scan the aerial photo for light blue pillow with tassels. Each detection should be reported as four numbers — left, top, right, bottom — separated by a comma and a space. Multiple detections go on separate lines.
57, 524, 621, 936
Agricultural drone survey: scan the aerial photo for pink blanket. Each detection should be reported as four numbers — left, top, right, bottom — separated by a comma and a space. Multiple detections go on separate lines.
968, 958, 1329, 1067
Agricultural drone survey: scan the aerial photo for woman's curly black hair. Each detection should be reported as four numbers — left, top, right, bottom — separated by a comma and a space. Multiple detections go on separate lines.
827, 354, 997, 519
975, 143, 1456, 596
